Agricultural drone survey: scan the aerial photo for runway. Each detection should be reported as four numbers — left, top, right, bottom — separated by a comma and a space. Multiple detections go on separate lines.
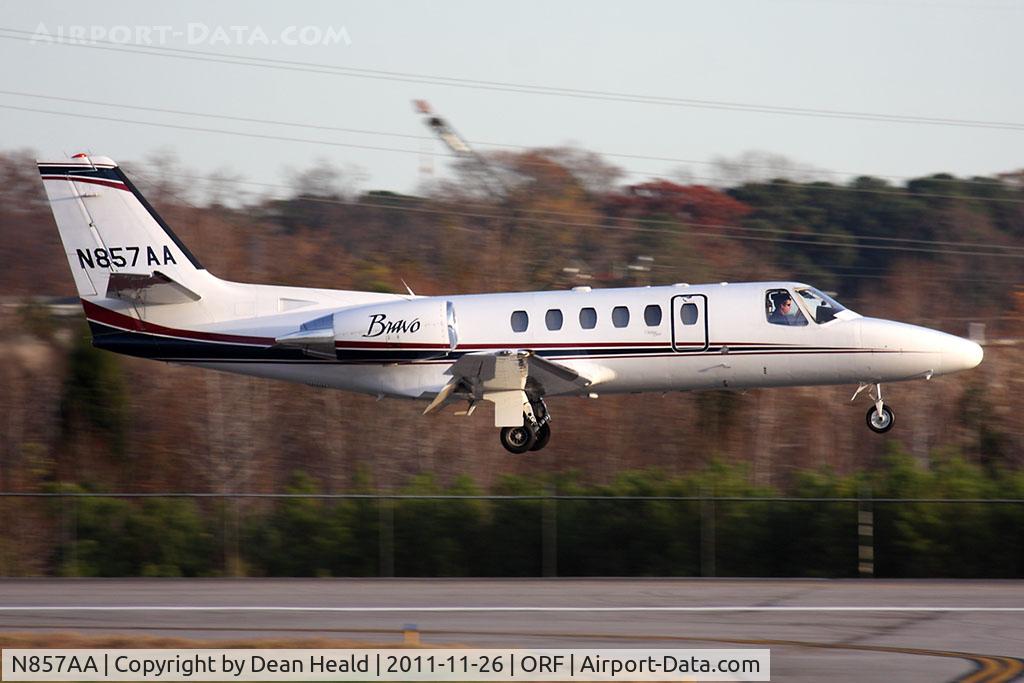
1, 578, 1023, 682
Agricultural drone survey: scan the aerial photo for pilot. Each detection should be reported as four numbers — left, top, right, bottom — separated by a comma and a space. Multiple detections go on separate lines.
768, 292, 807, 326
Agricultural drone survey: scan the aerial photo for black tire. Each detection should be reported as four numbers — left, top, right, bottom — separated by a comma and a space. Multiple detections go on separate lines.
866, 404, 895, 433
500, 425, 536, 454
529, 423, 551, 451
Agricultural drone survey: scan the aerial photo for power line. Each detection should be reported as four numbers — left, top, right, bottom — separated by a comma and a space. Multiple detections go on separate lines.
126, 168, 1024, 291
6, 99, 1024, 209
5, 102, 1018, 256
138, 169, 1024, 254
792, 0, 1024, 12
3, 88, 1022, 197
0, 99, 681, 182
0, 90, 430, 143
128, 169, 1024, 260
84, 164, 1024, 294
3, 27, 1024, 132
647, 261, 1019, 287
0, 102, 435, 157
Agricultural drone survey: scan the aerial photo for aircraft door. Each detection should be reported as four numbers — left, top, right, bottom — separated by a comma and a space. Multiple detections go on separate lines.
670, 294, 709, 353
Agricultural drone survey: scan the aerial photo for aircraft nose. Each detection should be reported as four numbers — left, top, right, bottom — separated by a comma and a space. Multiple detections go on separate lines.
942, 335, 984, 373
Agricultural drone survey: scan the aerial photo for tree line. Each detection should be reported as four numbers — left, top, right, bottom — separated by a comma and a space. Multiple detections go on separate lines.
3, 451, 1017, 578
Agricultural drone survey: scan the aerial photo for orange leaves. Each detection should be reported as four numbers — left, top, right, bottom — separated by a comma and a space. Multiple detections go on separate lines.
610, 180, 753, 226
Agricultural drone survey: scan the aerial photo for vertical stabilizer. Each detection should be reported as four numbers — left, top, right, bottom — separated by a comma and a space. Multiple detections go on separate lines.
37, 153, 209, 304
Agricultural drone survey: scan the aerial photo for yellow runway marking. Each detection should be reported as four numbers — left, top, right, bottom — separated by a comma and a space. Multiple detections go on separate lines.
417, 628, 1024, 683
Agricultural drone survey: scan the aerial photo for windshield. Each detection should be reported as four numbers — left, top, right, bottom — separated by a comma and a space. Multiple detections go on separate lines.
795, 287, 848, 324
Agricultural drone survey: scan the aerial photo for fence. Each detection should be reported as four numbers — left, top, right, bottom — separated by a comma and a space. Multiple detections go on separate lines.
1, 493, 1022, 578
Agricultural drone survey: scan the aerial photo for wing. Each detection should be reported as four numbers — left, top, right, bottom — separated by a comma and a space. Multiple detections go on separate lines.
423, 350, 604, 426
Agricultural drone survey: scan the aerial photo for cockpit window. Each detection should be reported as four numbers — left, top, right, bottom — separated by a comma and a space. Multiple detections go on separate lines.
766, 289, 808, 327
796, 287, 846, 324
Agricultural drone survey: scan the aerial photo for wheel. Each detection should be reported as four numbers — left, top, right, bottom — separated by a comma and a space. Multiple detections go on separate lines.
866, 404, 895, 433
529, 423, 551, 451
500, 425, 536, 454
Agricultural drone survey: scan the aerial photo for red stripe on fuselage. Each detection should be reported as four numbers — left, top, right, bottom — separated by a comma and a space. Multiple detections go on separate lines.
333, 340, 672, 350
82, 300, 274, 346
84, 302, 682, 352
41, 175, 130, 192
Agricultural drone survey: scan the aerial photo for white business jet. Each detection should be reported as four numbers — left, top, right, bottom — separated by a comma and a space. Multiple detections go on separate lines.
38, 154, 984, 453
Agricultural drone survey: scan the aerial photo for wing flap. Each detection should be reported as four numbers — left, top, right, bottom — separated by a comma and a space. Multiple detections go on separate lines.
445, 350, 601, 396
430, 350, 607, 425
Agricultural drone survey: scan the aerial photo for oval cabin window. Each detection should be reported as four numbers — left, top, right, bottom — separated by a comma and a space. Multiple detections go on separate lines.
680, 303, 699, 326
579, 307, 597, 330
545, 309, 563, 331
644, 304, 662, 326
511, 310, 529, 332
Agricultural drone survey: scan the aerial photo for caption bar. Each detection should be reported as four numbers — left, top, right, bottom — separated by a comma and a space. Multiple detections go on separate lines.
1, 648, 770, 681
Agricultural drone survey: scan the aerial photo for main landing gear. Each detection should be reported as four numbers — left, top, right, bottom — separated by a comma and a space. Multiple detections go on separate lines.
499, 398, 552, 454
852, 382, 895, 434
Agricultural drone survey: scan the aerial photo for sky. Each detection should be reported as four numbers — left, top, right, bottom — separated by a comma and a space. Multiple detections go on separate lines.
1, 0, 1022, 197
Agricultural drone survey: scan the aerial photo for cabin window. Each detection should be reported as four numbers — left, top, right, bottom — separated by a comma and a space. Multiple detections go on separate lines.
579, 307, 597, 329
644, 304, 662, 326
545, 309, 563, 331
765, 289, 808, 326
680, 303, 699, 325
511, 310, 529, 332
612, 306, 630, 328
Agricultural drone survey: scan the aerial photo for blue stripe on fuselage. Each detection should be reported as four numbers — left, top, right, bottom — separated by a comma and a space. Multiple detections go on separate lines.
88, 321, 865, 364
88, 322, 687, 363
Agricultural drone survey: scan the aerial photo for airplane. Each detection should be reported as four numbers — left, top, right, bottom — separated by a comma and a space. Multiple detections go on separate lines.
38, 154, 984, 453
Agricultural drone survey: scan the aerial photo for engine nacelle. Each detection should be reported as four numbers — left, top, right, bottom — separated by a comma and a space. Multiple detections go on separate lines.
275, 298, 458, 361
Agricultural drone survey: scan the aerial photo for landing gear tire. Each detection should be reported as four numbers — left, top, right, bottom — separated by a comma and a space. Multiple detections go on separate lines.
529, 423, 551, 451
866, 404, 895, 433
500, 425, 536, 454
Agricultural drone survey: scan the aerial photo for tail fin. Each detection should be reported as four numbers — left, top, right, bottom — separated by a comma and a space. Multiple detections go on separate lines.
38, 154, 209, 305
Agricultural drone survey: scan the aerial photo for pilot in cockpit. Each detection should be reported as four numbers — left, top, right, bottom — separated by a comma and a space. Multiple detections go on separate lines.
767, 290, 808, 326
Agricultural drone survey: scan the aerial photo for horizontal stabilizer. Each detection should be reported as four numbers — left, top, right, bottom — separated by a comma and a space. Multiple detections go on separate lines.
105, 270, 201, 305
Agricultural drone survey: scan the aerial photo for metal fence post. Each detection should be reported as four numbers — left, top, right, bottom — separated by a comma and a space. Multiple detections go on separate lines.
232, 495, 242, 577
221, 494, 229, 575
700, 490, 716, 577
70, 494, 78, 575
542, 486, 557, 578
379, 496, 394, 578
858, 489, 874, 577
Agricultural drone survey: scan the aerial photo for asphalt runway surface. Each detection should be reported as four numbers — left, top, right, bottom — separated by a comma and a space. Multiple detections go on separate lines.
1, 578, 1022, 682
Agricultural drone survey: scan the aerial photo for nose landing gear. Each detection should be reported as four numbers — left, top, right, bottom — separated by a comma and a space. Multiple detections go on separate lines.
866, 403, 895, 433
853, 382, 895, 434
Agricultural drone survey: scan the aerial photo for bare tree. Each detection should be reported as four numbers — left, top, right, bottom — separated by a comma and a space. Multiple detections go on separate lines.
709, 150, 828, 187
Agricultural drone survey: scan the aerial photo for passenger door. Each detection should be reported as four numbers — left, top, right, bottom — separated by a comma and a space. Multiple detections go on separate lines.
670, 294, 709, 352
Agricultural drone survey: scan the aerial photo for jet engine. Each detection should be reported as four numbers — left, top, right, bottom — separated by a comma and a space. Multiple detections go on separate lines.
275, 298, 458, 361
